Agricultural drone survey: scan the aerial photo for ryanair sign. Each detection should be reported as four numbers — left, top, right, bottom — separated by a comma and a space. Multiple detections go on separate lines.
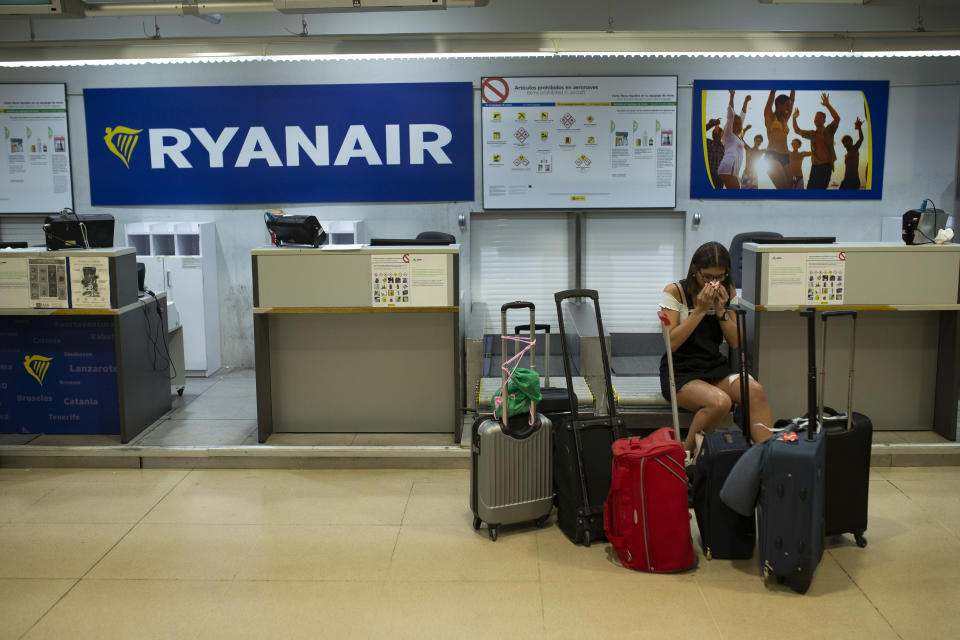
83, 83, 474, 205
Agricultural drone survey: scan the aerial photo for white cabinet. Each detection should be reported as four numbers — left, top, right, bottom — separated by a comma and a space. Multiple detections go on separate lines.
126, 221, 221, 377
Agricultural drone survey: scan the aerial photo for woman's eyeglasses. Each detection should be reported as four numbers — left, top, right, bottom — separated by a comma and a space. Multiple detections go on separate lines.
699, 271, 727, 283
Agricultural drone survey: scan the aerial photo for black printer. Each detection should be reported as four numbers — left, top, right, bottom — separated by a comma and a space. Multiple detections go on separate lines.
43, 210, 115, 250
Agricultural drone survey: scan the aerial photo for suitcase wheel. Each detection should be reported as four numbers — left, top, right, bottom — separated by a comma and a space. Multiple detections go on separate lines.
855, 533, 868, 548
472, 516, 482, 531
582, 529, 592, 547
535, 514, 549, 528
488, 526, 498, 542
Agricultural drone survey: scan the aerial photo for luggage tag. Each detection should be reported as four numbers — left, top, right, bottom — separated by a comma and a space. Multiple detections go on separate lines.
780, 432, 799, 443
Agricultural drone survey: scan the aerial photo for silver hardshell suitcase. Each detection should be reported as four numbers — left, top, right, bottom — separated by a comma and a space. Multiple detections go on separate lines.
470, 301, 553, 541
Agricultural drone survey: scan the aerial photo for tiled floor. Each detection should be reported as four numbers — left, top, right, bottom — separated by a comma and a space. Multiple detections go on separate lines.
1, 465, 958, 639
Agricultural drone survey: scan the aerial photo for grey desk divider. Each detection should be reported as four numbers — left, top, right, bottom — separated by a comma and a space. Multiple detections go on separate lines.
252, 246, 460, 441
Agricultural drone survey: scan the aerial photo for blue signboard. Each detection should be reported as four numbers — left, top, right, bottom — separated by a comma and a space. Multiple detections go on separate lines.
83, 83, 474, 205
690, 80, 889, 200
0, 316, 119, 434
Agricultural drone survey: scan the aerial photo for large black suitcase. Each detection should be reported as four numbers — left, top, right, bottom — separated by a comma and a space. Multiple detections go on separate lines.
552, 289, 625, 546
818, 310, 872, 547
758, 308, 826, 594
514, 322, 572, 414
689, 306, 756, 560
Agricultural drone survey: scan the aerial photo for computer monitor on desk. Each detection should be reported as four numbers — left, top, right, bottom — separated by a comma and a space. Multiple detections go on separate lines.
369, 238, 455, 246
750, 236, 836, 245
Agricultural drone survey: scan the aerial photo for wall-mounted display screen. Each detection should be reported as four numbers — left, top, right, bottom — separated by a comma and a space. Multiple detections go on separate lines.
480, 76, 678, 210
0, 83, 74, 214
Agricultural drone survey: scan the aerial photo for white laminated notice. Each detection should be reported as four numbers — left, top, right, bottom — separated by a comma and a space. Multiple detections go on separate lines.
806, 252, 845, 305
28, 257, 68, 308
0, 256, 29, 309
69, 256, 111, 309
371, 253, 449, 308
766, 253, 807, 306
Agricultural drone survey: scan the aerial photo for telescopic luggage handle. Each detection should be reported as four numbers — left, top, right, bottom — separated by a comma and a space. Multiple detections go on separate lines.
515, 324, 550, 334
819, 309, 858, 432
498, 301, 537, 431
800, 307, 817, 440
657, 311, 683, 443
516, 324, 552, 386
728, 304, 751, 443
554, 289, 619, 431
554, 289, 599, 303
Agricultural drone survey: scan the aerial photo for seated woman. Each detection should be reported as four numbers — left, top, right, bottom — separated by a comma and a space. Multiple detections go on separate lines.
658, 241, 775, 457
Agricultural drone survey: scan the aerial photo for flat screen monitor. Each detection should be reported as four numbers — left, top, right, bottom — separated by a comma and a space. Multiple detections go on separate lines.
368, 238, 454, 246
751, 236, 836, 245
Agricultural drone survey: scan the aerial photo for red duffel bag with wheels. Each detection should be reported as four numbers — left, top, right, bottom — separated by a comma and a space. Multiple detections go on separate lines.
604, 427, 695, 573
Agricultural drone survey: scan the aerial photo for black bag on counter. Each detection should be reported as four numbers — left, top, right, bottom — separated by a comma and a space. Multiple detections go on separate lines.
44, 212, 115, 250
264, 211, 326, 248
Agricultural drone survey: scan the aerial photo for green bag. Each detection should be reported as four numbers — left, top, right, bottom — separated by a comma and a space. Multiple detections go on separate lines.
491, 367, 542, 420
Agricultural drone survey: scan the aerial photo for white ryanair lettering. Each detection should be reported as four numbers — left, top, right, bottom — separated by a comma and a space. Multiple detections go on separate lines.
32, 337, 60, 345
0, 364, 11, 370
48, 413, 81, 421
148, 125, 453, 169
64, 398, 99, 406
63, 352, 93, 357
89, 333, 113, 341
59, 380, 81, 385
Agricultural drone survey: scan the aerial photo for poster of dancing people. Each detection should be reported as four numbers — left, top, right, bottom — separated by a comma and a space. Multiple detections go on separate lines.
690, 80, 889, 199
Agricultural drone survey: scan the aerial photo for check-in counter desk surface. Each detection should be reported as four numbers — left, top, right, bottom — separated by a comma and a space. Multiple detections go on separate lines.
0, 248, 171, 442
252, 246, 460, 441
742, 242, 960, 439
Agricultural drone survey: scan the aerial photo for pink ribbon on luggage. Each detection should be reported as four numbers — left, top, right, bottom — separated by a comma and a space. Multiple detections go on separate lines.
494, 334, 537, 426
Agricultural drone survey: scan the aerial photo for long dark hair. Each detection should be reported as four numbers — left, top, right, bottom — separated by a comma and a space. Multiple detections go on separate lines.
683, 241, 734, 302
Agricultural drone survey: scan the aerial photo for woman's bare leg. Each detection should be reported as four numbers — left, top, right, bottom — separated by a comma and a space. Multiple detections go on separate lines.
713, 374, 775, 443
676, 380, 733, 454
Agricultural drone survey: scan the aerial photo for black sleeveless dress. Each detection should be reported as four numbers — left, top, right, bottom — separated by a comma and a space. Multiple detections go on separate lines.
659, 279, 735, 399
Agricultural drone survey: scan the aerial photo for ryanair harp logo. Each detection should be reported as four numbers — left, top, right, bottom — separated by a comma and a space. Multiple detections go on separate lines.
104, 126, 142, 168
24, 355, 53, 386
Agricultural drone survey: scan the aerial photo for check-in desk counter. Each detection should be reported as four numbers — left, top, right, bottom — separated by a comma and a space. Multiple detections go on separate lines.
252, 246, 460, 441
742, 242, 960, 440
0, 248, 172, 442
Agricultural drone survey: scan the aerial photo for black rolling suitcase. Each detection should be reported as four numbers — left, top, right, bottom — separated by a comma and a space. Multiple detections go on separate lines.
758, 308, 826, 594
514, 322, 573, 414
552, 289, 626, 546
687, 305, 756, 560
818, 310, 873, 548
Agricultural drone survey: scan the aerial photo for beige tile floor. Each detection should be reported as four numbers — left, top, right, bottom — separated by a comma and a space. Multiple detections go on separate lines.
1, 466, 959, 639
